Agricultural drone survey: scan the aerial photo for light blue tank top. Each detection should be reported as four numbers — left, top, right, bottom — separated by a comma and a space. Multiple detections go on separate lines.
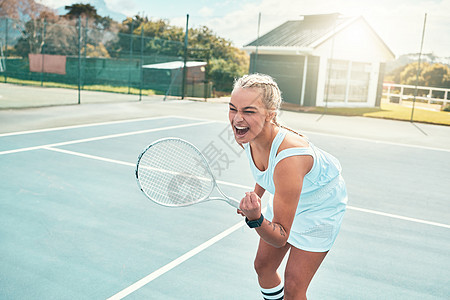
243, 128, 342, 198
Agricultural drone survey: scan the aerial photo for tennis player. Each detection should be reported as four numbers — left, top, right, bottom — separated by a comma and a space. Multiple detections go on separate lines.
230, 73, 347, 300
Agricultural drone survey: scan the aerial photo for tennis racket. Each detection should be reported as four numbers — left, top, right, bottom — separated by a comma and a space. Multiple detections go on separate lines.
135, 137, 240, 208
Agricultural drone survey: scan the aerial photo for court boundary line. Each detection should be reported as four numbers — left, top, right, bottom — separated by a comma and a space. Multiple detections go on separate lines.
43, 147, 254, 190
0, 120, 215, 155
347, 206, 450, 229
106, 221, 245, 300
212, 120, 450, 153
43, 147, 135, 167
0, 115, 205, 137
2, 114, 448, 153
300, 130, 450, 153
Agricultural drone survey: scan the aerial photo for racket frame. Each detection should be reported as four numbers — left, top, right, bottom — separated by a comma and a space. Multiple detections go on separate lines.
136, 137, 240, 209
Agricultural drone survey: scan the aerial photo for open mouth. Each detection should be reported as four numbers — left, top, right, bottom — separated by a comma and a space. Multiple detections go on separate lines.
234, 125, 249, 136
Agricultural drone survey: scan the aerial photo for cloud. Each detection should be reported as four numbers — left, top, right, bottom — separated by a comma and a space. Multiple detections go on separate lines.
199, 7, 214, 17
207, 0, 450, 56
37, 0, 450, 57
36, 0, 75, 9
105, 0, 137, 15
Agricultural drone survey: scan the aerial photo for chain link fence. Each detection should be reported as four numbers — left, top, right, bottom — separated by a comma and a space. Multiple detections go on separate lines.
0, 16, 212, 105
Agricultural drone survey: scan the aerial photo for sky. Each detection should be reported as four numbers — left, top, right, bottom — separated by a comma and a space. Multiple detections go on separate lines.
38, 0, 450, 58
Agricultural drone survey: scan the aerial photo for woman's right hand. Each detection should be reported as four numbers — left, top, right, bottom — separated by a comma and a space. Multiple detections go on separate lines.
239, 191, 262, 220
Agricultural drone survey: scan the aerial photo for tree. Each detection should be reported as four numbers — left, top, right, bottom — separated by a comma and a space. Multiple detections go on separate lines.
387, 62, 450, 88
398, 62, 426, 86
12, 2, 118, 58
0, 0, 52, 19
421, 64, 450, 88
14, 16, 79, 57
64, 3, 99, 20
1, 0, 58, 56
109, 16, 249, 91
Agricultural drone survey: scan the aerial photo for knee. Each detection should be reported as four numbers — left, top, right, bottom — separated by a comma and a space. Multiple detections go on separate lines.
284, 272, 307, 299
254, 255, 275, 276
253, 256, 266, 276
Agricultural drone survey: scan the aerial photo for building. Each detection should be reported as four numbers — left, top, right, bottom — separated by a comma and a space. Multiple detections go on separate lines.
244, 13, 395, 107
142, 61, 209, 98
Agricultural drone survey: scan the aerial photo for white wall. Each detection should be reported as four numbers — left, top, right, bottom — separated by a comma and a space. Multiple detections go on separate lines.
314, 18, 395, 63
313, 18, 390, 107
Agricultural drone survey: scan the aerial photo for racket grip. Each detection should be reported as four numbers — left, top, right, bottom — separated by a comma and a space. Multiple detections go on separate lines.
227, 197, 241, 209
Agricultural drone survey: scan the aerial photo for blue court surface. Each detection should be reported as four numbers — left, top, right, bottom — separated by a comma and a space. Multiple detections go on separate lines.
0, 110, 449, 299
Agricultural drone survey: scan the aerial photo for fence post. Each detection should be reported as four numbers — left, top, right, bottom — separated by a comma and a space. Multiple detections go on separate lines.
40, 18, 46, 87
181, 14, 189, 99
128, 21, 134, 94
399, 86, 404, 104
77, 16, 81, 104
4, 18, 8, 83
253, 12, 261, 73
139, 29, 143, 101
411, 13, 427, 122
83, 16, 88, 89
386, 84, 391, 102
204, 49, 210, 100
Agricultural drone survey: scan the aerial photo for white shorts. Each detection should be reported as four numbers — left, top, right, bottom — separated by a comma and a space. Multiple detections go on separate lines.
265, 175, 347, 252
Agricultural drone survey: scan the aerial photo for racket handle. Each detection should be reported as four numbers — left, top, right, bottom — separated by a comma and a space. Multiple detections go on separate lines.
227, 197, 241, 209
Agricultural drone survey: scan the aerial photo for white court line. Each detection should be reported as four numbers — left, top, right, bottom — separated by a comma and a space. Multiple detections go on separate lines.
347, 206, 450, 229
213, 120, 450, 153
301, 130, 450, 153
43, 147, 255, 192
0, 115, 193, 137
0, 120, 214, 155
106, 221, 245, 300
3, 114, 449, 153
43, 147, 135, 167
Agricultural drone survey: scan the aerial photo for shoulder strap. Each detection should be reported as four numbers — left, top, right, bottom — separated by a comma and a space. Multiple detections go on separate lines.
274, 147, 314, 166
270, 128, 287, 159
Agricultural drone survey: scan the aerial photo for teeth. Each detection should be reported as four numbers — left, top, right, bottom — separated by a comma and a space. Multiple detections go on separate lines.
235, 126, 248, 130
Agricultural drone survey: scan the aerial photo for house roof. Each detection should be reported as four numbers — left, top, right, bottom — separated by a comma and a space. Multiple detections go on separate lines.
245, 13, 395, 58
246, 13, 349, 48
142, 61, 207, 70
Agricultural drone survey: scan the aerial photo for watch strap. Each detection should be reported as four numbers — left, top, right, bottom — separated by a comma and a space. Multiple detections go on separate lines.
245, 213, 264, 228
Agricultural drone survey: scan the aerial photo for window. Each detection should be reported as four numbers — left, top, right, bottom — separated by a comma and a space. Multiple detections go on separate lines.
324, 60, 348, 102
348, 62, 370, 102
324, 59, 371, 103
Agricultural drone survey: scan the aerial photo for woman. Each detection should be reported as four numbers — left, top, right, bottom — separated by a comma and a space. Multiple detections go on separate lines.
230, 73, 347, 300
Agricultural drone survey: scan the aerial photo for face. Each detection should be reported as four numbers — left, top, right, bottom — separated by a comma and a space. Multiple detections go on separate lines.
229, 87, 272, 144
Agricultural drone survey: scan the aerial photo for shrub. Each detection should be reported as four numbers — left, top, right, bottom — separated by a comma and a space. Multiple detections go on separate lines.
442, 104, 450, 112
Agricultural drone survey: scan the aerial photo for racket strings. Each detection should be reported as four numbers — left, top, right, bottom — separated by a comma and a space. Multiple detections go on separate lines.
137, 139, 214, 206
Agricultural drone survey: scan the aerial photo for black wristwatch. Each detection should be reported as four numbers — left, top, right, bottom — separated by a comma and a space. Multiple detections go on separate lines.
245, 214, 264, 228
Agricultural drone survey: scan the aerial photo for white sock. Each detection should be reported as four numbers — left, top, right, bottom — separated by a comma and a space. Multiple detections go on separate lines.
260, 281, 284, 300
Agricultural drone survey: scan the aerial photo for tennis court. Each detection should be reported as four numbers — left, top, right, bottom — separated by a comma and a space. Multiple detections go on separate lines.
0, 88, 449, 299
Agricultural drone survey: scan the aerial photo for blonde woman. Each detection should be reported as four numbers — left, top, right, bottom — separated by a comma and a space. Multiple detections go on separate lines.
230, 73, 347, 300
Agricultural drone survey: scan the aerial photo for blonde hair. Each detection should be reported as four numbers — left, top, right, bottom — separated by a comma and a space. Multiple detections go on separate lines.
233, 73, 282, 124
233, 73, 306, 137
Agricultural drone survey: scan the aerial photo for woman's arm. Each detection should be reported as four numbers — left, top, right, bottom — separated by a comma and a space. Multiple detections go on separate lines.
240, 155, 313, 248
